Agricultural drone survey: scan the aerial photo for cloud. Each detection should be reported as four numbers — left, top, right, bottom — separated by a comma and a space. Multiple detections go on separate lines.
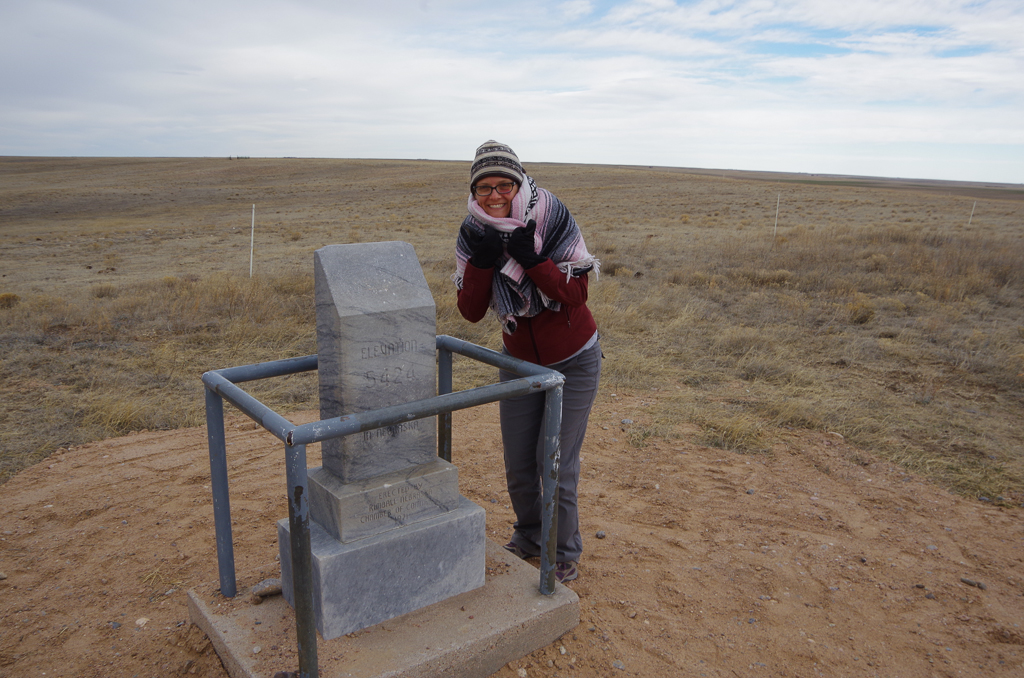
0, 0, 1021, 182
560, 0, 595, 21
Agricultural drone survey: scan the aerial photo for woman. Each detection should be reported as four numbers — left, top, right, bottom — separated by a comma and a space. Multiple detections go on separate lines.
453, 140, 601, 583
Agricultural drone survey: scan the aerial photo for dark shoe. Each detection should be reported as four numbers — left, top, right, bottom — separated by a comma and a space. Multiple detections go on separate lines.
555, 561, 578, 583
503, 541, 535, 560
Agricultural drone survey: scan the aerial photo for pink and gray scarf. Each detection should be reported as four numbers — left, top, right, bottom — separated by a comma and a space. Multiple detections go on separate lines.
453, 175, 598, 333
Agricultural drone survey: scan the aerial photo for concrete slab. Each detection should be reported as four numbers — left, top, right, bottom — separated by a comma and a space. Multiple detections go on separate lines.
188, 539, 579, 678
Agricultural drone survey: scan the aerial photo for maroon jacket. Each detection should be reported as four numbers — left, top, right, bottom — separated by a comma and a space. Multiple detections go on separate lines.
457, 258, 598, 366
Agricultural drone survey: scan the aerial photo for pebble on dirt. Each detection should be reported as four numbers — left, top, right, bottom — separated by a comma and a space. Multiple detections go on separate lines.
596, 530, 606, 539
251, 578, 282, 598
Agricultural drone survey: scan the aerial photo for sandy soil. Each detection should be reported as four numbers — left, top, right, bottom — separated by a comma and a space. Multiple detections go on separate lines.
2, 388, 1022, 678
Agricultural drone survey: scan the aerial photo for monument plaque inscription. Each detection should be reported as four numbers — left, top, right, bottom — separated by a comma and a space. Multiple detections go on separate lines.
314, 242, 437, 482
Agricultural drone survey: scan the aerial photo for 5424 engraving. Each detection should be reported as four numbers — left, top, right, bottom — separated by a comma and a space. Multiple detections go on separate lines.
363, 365, 416, 386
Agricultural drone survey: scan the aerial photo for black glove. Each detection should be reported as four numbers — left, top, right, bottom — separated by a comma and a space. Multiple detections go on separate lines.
506, 220, 546, 269
466, 226, 503, 269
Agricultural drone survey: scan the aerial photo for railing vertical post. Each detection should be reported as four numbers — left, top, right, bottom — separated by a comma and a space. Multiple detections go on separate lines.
538, 382, 563, 595
204, 386, 236, 598
437, 344, 453, 463
284, 442, 318, 678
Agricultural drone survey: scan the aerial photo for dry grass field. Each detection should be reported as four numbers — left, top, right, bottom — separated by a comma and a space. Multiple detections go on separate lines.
2, 157, 1022, 498
2, 157, 1024, 677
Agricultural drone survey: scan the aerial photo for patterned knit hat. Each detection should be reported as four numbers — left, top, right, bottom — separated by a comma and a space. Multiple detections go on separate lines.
470, 140, 524, 188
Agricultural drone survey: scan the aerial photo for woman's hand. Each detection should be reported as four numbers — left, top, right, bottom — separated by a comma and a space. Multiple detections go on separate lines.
467, 226, 503, 268
507, 220, 546, 269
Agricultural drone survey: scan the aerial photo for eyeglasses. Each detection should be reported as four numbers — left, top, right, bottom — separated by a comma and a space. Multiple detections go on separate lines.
472, 182, 517, 197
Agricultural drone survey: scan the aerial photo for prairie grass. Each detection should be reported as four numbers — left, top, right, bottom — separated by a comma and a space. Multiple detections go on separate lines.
1, 158, 1022, 505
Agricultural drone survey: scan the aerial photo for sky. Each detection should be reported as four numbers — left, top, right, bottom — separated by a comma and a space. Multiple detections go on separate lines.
2, 0, 1022, 183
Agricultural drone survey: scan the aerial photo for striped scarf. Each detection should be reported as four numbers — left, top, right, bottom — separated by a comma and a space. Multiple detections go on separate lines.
452, 175, 599, 333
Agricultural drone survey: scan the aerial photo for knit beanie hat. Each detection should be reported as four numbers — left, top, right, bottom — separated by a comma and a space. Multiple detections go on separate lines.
470, 140, 524, 188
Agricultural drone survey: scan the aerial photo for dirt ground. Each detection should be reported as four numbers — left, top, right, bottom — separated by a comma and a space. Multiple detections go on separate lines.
2, 389, 1022, 678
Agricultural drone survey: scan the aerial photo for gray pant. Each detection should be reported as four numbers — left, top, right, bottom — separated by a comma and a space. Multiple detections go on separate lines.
499, 341, 601, 563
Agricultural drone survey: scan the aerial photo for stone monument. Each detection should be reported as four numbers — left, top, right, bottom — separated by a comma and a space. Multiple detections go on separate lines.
278, 242, 486, 640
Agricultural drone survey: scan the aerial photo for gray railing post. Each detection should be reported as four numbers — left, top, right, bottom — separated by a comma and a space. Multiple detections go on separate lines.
437, 341, 453, 462
538, 383, 563, 595
204, 387, 236, 598
284, 441, 318, 678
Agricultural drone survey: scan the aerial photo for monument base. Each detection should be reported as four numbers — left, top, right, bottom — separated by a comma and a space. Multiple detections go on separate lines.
187, 539, 579, 678
279, 496, 485, 640
307, 459, 460, 543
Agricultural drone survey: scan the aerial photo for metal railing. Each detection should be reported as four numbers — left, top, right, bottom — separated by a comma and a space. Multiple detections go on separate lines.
201, 335, 565, 678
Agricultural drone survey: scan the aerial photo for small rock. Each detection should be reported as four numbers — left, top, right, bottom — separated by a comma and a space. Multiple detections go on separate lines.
559, 645, 567, 655
926, 545, 938, 551
110, 621, 121, 629
0, 572, 7, 580
914, 584, 925, 589
253, 645, 261, 654
979, 496, 991, 502
628, 611, 637, 619
746, 489, 755, 495
136, 617, 149, 627
925, 593, 936, 600
517, 669, 528, 678
960, 577, 986, 590
251, 578, 282, 598
596, 530, 606, 539
621, 419, 633, 425
613, 660, 626, 670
